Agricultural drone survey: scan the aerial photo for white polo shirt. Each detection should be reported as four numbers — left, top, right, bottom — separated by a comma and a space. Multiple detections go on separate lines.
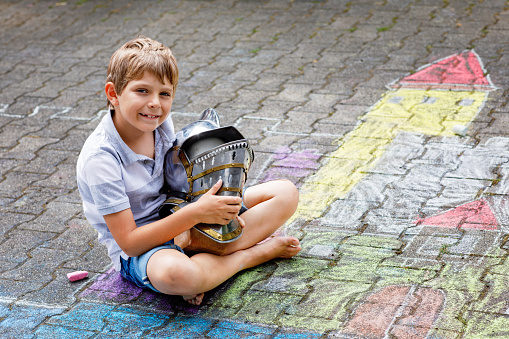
76, 112, 176, 271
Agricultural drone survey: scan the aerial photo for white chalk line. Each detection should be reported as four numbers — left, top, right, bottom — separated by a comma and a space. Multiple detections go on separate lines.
0, 104, 108, 122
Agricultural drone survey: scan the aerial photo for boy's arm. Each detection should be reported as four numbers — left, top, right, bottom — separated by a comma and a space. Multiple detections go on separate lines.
104, 180, 242, 257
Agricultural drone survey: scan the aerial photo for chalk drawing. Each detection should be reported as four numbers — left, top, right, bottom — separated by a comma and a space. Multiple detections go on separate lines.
237, 50, 507, 336
259, 146, 321, 186
339, 285, 445, 338
418, 199, 498, 230
0, 104, 107, 121
290, 50, 498, 223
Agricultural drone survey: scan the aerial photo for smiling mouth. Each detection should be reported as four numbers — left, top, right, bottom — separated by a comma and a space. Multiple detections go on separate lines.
139, 113, 159, 119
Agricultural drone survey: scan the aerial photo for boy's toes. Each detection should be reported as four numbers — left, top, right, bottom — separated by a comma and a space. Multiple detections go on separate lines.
289, 237, 300, 247
183, 293, 204, 305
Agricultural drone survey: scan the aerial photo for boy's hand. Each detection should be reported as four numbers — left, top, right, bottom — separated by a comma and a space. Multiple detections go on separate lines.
192, 179, 242, 225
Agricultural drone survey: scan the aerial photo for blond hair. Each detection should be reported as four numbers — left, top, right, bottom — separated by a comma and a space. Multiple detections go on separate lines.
106, 36, 178, 108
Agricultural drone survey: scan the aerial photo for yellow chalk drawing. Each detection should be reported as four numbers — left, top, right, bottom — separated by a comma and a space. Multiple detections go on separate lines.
291, 51, 496, 222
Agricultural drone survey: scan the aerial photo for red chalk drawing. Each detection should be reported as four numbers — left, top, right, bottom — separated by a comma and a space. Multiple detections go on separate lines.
417, 199, 498, 230
389, 50, 497, 91
341, 285, 445, 338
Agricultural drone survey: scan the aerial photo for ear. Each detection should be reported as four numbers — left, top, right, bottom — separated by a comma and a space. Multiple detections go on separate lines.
105, 82, 119, 106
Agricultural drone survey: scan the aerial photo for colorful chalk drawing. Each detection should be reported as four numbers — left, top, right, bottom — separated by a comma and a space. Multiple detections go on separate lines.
9, 51, 507, 337
214, 50, 507, 337
290, 50, 498, 223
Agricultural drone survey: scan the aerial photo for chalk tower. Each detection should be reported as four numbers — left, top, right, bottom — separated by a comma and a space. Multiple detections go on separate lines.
291, 50, 498, 223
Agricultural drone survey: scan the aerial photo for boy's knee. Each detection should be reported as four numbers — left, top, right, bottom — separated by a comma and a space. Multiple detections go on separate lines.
277, 179, 299, 210
279, 179, 298, 196
149, 256, 202, 293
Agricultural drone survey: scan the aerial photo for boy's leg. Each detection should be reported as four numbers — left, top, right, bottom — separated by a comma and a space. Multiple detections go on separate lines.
146, 179, 300, 304
146, 235, 300, 300
223, 179, 299, 254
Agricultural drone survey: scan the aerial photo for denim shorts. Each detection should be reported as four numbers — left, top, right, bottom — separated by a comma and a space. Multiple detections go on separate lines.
120, 240, 184, 293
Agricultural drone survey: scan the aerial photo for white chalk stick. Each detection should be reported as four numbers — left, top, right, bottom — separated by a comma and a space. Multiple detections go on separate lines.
67, 271, 88, 282
452, 124, 468, 136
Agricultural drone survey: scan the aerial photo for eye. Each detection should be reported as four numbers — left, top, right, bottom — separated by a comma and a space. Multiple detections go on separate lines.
136, 88, 148, 93
160, 91, 172, 97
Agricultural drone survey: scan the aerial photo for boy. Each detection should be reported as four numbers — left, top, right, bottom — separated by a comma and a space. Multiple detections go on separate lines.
76, 36, 301, 305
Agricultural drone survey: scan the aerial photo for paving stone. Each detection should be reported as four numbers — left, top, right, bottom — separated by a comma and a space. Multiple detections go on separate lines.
446, 155, 508, 180
12, 149, 70, 174
207, 320, 276, 339
100, 306, 168, 337
63, 238, 111, 273
19, 200, 82, 233
0, 247, 75, 283
0, 303, 65, 338
20, 269, 94, 307
233, 290, 302, 324
256, 132, 302, 153
34, 324, 96, 339
209, 266, 274, 310
470, 273, 509, 315
3, 187, 71, 215
400, 226, 463, 260
0, 212, 34, 238
373, 188, 431, 219
46, 302, 114, 332
289, 279, 371, 324
0, 229, 54, 263
299, 228, 352, 260
363, 214, 415, 235
143, 315, 214, 338
426, 178, 491, 209
79, 269, 144, 306
462, 310, 509, 338
0, 277, 43, 299
33, 162, 78, 191
252, 258, 328, 295
0, 123, 42, 148
277, 111, 330, 134
42, 218, 97, 255
0, 171, 48, 199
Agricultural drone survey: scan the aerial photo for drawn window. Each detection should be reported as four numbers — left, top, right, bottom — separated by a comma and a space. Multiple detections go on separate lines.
458, 98, 474, 106
421, 96, 437, 104
388, 96, 403, 104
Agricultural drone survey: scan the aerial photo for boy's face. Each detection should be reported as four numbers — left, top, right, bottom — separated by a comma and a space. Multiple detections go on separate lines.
107, 71, 174, 136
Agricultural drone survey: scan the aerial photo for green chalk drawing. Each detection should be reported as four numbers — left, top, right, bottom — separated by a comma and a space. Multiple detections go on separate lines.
234, 291, 302, 324
463, 311, 509, 338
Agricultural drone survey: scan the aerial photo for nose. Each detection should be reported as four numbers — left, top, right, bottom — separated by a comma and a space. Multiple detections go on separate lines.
148, 94, 160, 109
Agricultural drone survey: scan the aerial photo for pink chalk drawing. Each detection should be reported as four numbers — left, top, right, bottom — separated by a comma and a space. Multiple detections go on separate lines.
416, 199, 498, 230
341, 285, 445, 338
389, 50, 496, 91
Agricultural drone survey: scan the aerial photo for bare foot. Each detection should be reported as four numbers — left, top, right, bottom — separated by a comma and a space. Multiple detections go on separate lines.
183, 292, 204, 305
243, 236, 301, 269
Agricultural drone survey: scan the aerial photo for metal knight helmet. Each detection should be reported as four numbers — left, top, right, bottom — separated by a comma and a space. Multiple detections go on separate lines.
159, 108, 254, 254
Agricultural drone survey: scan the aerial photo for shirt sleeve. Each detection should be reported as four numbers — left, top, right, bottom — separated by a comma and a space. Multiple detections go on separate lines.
82, 151, 131, 216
